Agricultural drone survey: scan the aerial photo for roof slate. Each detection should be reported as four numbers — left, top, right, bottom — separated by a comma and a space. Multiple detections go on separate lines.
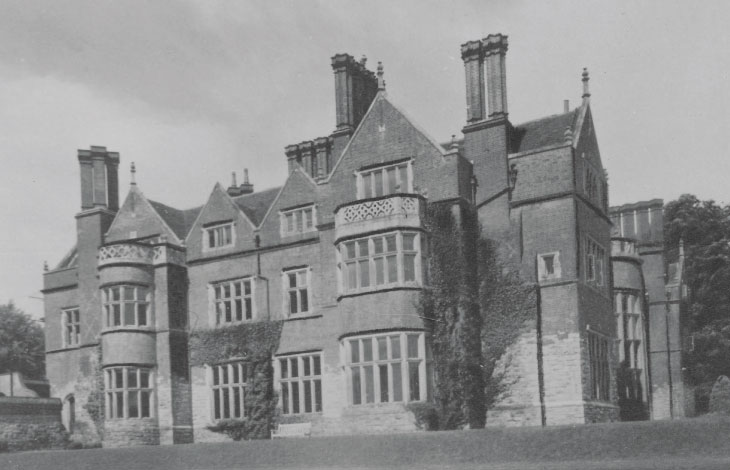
232, 187, 281, 226
510, 109, 578, 154
147, 200, 202, 241
439, 109, 579, 155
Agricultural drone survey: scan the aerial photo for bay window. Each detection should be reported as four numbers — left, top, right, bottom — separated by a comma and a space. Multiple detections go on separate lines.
357, 160, 413, 199
105, 366, 154, 419
339, 231, 422, 294
102, 285, 151, 328
345, 331, 427, 405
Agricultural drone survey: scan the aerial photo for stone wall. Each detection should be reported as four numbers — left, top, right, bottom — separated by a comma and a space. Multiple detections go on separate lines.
0, 397, 68, 451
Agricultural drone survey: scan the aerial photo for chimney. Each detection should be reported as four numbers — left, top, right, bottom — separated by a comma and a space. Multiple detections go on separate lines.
483, 34, 508, 117
227, 172, 243, 197
564, 100, 570, 113
239, 168, 254, 195
331, 53, 378, 134
77, 145, 119, 211
461, 40, 485, 122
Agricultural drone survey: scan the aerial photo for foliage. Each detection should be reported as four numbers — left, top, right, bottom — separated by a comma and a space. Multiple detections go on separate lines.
406, 402, 439, 430
191, 321, 283, 440
420, 201, 484, 430
0, 302, 45, 379
663, 194, 730, 411
82, 345, 105, 440
477, 238, 537, 410
709, 375, 730, 415
664, 194, 730, 329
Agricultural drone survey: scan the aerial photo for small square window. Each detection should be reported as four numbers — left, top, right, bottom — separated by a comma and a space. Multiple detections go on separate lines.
538, 252, 561, 281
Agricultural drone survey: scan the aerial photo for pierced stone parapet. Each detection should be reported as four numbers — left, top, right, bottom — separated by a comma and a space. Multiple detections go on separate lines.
99, 243, 154, 267
334, 195, 424, 241
99, 243, 187, 267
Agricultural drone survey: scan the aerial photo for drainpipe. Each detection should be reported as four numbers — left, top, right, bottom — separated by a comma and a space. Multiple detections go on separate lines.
665, 287, 674, 419
534, 256, 546, 426
255, 234, 271, 321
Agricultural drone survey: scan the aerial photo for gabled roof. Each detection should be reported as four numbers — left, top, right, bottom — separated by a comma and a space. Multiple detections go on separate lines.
54, 245, 78, 270
231, 187, 281, 226
147, 199, 202, 241
439, 109, 580, 155
510, 109, 579, 154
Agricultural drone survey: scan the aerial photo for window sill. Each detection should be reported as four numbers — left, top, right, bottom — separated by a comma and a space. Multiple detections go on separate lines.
338, 284, 422, 300
284, 313, 323, 322
101, 327, 156, 335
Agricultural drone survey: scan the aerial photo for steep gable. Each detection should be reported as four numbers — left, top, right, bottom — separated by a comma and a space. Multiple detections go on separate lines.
185, 183, 258, 260
573, 104, 603, 170
105, 186, 184, 244
256, 168, 319, 246
324, 92, 462, 216
148, 200, 201, 241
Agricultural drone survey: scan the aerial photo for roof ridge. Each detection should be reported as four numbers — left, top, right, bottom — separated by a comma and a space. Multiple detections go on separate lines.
513, 108, 577, 128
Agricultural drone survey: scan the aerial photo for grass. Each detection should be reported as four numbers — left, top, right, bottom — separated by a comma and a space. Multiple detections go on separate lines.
2, 416, 730, 470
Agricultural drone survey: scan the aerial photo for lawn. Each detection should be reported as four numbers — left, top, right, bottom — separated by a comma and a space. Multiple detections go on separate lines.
3, 416, 730, 470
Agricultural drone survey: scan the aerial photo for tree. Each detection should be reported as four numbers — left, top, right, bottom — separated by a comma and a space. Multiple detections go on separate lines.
0, 302, 45, 379
664, 194, 730, 411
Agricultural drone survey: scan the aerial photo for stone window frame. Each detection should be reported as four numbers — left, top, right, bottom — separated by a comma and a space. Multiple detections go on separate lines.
279, 205, 317, 238
337, 230, 422, 295
104, 366, 154, 419
343, 331, 428, 406
208, 362, 249, 421
615, 291, 644, 370
276, 352, 323, 415
584, 235, 606, 288
62, 307, 80, 347
101, 285, 152, 329
282, 267, 312, 317
356, 159, 414, 199
587, 331, 611, 402
210, 277, 255, 325
537, 251, 561, 281
203, 221, 235, 252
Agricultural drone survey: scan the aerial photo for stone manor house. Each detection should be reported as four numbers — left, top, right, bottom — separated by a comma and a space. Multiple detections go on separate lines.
41, 33, 690, 446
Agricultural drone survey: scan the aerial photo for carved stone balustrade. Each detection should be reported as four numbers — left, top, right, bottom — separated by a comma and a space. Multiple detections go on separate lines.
334, 194, 425, 241
98, 242, 187, 267
611, 237, 641, 262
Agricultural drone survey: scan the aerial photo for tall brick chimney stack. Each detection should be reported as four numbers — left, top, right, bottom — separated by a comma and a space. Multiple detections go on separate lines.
77, 145, 119, 211
461, 34, 512, 235
461, 40, 485, 122
483, 33, 509, 117
330, 53, 378, 160
239, 168, 254, 195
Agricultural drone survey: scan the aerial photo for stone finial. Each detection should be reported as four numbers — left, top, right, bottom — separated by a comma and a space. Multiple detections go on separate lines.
43, 261, 48, 272
679, 238, 685, 259
360, 55, 367, 66
377, 62, 385, 90
450, 134, 459, 151
582, 67, 591, 98
130, 162, 136, 185
564, 126, 573, 143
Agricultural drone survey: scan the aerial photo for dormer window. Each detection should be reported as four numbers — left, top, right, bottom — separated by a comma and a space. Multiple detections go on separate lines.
204, 221, 234, 251
356, 159, 413, 199
280, 205, 317, 237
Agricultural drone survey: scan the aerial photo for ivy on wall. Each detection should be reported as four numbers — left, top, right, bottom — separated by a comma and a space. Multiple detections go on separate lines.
477, 238, 537, 410
420, 201, 485, 429
189, 321, 283, 440
418, 201, 536, 429
82, 345, 105, 441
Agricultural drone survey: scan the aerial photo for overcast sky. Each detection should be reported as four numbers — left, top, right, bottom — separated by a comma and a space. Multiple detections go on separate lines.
1, 0, 729, 318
